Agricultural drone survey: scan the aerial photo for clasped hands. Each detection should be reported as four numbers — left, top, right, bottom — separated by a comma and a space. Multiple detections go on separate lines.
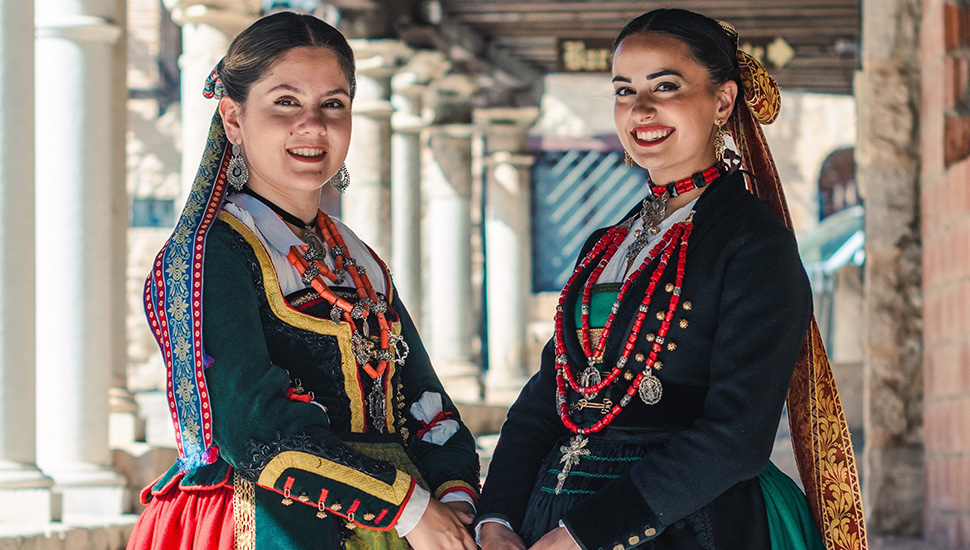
479, 521, 580, 550
406, 502, 580, 550
405, 499, 477, 550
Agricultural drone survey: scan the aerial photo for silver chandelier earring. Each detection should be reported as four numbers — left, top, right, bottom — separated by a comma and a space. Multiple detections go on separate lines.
329, 163, 350, 193
227, 142, 249, 191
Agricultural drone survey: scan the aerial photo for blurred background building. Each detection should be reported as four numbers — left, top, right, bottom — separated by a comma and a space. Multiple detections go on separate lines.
0, 0, 967, 548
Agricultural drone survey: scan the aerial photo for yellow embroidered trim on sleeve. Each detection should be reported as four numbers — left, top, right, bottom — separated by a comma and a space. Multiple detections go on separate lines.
233, 471, 256, 550
218, 211, 365, 432
257, 450, 413, 506
433, 480, 478, 500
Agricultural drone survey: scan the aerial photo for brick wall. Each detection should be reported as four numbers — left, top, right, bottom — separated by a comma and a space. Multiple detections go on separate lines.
921, 0, 970, 547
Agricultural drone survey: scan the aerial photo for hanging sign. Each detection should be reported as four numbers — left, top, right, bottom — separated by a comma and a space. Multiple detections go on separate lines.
558, 39, 613, 73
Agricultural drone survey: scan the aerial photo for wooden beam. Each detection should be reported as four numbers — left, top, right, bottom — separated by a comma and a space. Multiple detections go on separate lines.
444, 0, 857, 12
397, 18, 544, 95
451, 7, 857, 23
468, 24, 859, 38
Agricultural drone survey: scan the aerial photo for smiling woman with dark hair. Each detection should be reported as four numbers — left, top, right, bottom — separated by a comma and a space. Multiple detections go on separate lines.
477, 8, 865, 550
127, 12, 479, 550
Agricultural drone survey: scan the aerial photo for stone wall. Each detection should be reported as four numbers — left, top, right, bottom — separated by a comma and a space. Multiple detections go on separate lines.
920, 0, 970, 547
859, 0, 925, 537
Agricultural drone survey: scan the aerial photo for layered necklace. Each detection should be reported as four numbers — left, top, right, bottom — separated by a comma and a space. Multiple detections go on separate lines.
553, 164, 722, 435
241, 187, 409, 433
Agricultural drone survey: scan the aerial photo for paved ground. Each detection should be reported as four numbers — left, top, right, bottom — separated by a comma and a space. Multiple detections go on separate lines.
871, 537, 956, 550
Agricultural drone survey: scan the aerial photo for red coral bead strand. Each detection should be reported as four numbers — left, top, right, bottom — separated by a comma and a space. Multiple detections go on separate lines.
556, 218, 694, 434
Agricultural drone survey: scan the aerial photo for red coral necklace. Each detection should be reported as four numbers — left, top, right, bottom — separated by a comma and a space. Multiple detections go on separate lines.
554, 164, 720, 435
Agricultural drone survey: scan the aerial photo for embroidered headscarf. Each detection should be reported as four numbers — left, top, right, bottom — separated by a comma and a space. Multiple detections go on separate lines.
718, 19, 870, 550
144, 75, 232, 470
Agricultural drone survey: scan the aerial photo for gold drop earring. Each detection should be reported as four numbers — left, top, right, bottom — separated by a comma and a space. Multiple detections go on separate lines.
713, 120, 727, 163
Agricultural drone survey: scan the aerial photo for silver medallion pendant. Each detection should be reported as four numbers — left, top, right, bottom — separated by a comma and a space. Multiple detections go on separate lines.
579, 366, 602, 388
303, 230, 329, 267
638, 371, 663, 405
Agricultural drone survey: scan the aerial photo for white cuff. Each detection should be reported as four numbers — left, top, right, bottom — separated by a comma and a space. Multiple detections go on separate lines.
559, 521, 583, 549
394, 484, 430, 537
439, 490, 476, 512
474, 518, 514, 546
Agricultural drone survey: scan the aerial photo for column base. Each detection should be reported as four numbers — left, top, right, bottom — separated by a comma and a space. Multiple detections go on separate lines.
438, 361, 483, 403
0, 463, 54, 524
109, 387, 145, 448
46, 466, 127, 520
483, 371, 531, 406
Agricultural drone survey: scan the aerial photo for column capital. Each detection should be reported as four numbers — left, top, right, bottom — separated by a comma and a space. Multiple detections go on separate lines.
352, 40, 411, 119
427, 123, 474, 139
35, 15, 122, 44
426, 74, 479, 126
475, 107, 538, 154
391, 52, 450, 133
165, 0, 259, 33
474, 107, 540, 129
486, 150, 534, 168
351, 39, 413, 78
392, 51, 451, 94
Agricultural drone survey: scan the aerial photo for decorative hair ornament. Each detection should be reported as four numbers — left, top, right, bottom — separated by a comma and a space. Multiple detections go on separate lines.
716, 19, 739, 46
737, 49, 781, 125
227, 143, 249, 191
203, 63, 226, 99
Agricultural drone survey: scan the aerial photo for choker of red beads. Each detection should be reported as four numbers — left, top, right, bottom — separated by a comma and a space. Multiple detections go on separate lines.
285, 211, 410, 431
639, 164, 722, 237
551, 166, 719, 435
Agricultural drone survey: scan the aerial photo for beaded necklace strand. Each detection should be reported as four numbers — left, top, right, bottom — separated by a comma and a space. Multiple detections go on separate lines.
554, 163, 720, 435
283, 210, 410, 433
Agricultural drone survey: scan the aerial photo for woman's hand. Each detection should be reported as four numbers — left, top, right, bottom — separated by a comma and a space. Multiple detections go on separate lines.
443, 500, 475, 525
405, 498, 477, 550
527, 526, 580, 550
480, 521, 527, 550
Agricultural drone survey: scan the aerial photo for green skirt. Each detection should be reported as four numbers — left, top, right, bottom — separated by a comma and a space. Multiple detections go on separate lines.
759, 462, 824, 550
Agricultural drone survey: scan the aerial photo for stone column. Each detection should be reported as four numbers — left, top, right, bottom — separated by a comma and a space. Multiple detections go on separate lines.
390, 51, 449, 322
423, 123, 481, 401
343, 40, 411, 261
165, 0, 258, 199
35, 0, 126, 518
0, 0, 53, 524
109, 0, 140, 451
477, 108, 539, 405
857, 0, 924, 536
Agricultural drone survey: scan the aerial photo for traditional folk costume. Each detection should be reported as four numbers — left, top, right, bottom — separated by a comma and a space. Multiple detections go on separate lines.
127, 105, 479, 550
477, 27, 867, 550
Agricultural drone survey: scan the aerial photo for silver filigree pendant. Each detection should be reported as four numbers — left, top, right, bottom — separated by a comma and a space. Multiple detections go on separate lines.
350, 330, 374, 366
303, 230, 328, 264
367, 375, 387, 433
639, 193, 668, 235
579, 366, 602, 388
638, 371, 663, 405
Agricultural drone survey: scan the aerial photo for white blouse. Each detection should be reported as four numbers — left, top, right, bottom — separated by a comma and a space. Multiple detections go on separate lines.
596, 196, 700, 284
224, 193, 387, 297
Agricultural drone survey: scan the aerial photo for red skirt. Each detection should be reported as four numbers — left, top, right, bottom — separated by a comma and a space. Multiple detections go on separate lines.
126, 482, 235, 550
